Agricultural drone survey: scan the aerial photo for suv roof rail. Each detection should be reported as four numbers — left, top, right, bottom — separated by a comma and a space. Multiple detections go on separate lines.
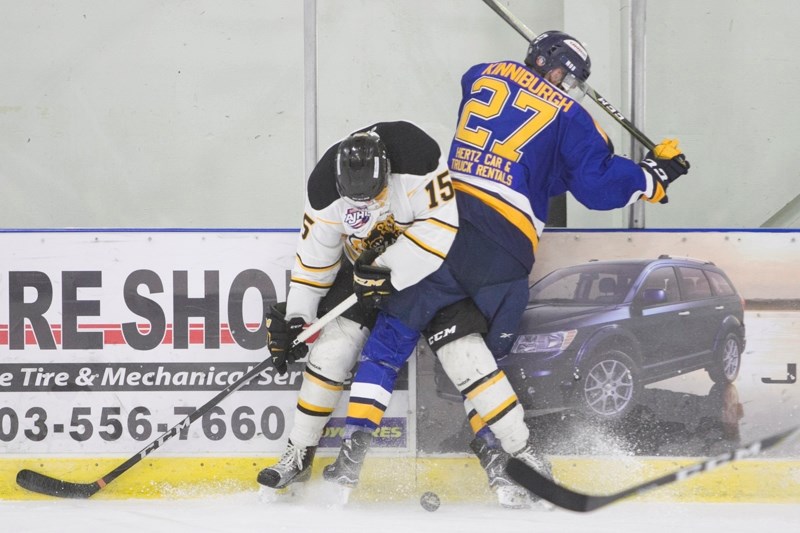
657, 254, 715, 266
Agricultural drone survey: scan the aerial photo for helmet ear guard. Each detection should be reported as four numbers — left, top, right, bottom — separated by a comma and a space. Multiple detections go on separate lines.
335, 131, 390, 202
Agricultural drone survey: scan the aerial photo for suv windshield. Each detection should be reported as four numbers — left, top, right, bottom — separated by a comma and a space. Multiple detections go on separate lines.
530, 263, 645, 305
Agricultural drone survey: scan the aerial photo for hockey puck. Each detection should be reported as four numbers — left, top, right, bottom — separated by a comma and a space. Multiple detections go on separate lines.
420, 491, 440, 512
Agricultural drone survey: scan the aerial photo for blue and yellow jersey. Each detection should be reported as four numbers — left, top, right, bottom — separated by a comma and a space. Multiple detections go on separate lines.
448, 61, 652, 272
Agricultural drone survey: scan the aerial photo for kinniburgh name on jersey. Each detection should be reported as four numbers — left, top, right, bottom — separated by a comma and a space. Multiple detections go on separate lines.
448, 61, 653, 273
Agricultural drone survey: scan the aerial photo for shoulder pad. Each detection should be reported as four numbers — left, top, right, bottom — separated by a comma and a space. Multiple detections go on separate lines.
359, 121, 441, 176
307, 143, 340, 210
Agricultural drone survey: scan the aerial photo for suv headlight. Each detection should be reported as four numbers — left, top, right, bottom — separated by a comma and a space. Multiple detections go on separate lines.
512, 330, 577, 353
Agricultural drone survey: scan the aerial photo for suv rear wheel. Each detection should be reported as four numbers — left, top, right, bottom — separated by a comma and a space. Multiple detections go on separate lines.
577, 349, 641, 420
707, 332, 742, 384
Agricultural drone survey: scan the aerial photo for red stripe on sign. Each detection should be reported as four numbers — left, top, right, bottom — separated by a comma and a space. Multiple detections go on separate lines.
221, 325, 234, 344
0, 323, 247, 346
104, 330, 126, 344
189, 325, 204, 344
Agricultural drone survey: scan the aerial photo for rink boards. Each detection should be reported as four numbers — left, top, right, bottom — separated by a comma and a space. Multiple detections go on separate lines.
2, 229, 800, 503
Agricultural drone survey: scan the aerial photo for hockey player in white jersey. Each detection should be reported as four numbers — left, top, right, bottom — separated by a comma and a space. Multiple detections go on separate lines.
256, 121, 460, 492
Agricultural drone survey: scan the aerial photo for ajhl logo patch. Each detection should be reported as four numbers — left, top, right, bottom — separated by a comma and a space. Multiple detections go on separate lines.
343, 208, 371, 229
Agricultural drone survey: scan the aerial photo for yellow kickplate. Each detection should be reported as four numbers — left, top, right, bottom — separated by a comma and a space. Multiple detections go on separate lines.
2, 456, 799, 503
550, 456, 800, 504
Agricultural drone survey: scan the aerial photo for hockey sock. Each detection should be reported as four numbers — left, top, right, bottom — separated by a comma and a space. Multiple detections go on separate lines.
344, 358, 397, 434
288, 367, 345, 448
344, 312, 418, 434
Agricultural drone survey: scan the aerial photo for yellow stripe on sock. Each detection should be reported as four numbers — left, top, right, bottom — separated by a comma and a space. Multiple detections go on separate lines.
347, 403, 385, 426
464, 371, 506, 401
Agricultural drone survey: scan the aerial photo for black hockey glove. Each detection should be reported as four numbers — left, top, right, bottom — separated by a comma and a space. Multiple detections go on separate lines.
639, 138, 690, 204
265, 303, 309, 375
353, 248, 393, 312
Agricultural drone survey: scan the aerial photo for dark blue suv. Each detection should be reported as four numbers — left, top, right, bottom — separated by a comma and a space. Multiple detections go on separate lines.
496, 256, 746, 420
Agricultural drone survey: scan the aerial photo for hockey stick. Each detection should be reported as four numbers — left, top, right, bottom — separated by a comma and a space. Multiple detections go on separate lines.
506, 424, 800, 512
480, 0, 689, 169
16, 293, 358, 499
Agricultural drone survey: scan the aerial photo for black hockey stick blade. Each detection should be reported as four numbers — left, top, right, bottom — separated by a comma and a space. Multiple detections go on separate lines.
16, 469, 102, 499
507, 425, 800, 513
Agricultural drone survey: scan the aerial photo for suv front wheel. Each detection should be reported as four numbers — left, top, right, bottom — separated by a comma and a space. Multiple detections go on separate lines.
706, 332, 742, 384
576, 349, 641, 420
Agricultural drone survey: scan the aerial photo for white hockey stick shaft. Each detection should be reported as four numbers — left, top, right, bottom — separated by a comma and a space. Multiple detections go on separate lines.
482, 0, 535, 40
293, 293, 357, 345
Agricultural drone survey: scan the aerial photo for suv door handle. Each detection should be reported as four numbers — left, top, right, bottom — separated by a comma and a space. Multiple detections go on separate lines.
715, 306, 725, 310
678, 311, 691, 316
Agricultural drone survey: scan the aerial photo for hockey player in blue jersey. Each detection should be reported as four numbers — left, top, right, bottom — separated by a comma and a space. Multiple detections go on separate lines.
324, 30, 690, 507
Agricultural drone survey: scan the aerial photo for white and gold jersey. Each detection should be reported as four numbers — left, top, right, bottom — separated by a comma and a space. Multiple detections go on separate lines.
285, 121, 459, 322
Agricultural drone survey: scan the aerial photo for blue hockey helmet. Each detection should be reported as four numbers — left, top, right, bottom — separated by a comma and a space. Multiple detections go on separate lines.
525, 31, 591, 97
335, 130, 390, 203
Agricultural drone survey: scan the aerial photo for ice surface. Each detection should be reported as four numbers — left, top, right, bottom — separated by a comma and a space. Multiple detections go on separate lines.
2, 492, 799, 533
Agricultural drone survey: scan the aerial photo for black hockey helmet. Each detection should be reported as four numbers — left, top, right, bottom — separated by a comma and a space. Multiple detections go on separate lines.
335, 130, 390, 202
525, 31, 591, 96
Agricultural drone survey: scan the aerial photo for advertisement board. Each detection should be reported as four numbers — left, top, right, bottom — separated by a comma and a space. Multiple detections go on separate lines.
420, 230, 800, 458
0, 231, 414, 459
2, 229, 798, 503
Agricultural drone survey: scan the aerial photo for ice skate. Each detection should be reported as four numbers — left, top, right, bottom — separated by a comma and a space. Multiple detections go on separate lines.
511, 444, 556, 511
257, 440, 317, 497
470, 436, 531, 509
322, 430, 373, 489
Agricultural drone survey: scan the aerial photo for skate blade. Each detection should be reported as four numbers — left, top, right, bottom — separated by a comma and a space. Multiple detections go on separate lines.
495, 485, 531, 509
258, 482, 306, 503
336, 485, 353, 506
529, 498, 555, 512
317, 480, 354, 508
321, 469, 358, 507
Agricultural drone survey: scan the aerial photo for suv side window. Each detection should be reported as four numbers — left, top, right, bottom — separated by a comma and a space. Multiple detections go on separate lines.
640, 267, 680, 303
706, 270, 736, 296
678, 267, 713, 300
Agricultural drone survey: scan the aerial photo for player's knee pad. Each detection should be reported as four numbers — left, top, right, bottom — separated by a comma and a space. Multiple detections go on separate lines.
436, 333, 501, 390
438, 334, 528, 453
305, 316, 368, 383
424, 298, 488, 352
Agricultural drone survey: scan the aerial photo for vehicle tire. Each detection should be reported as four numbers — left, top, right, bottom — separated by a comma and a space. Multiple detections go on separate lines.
706, 332, 742, 384
575, 349, 641, 421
